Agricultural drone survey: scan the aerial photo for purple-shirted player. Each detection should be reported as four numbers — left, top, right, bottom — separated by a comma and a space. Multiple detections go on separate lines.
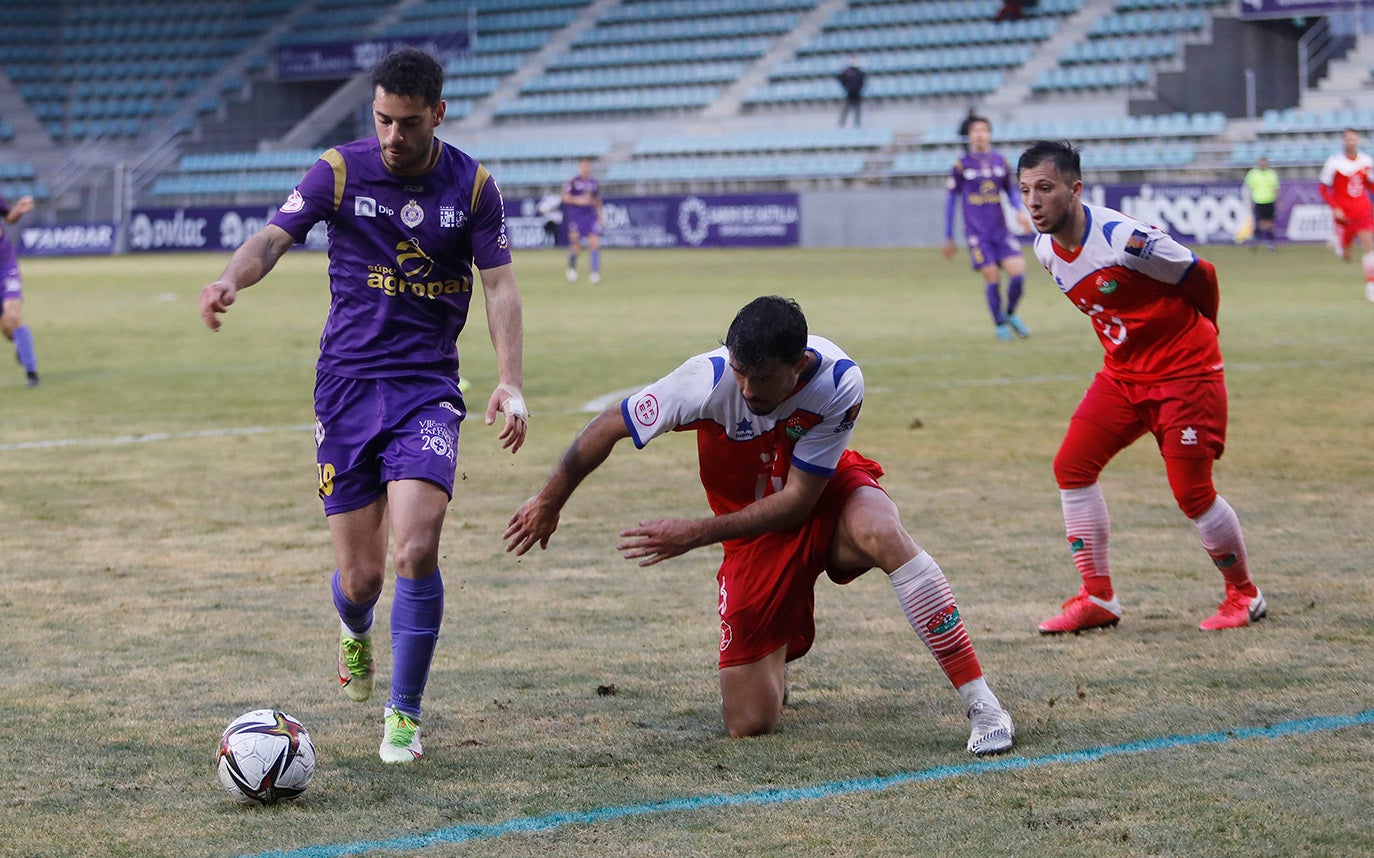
942, 116, 1034, 341
0, 192, 39, 387
561, 157, 603, 283
198, 47, 528, 765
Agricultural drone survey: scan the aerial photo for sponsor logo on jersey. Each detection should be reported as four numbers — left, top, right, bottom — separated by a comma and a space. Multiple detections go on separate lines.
401, 200, 424, 228
355, 196, 377, 218
366, 240, 473, 299
924, 605, 960, 636
719, 621, 733, 651
1099, 278, 1118, 294
439, 205, 456, 228
1124, 229, 1156, 259
281, 189, 305, 214
633, 394, 659, 426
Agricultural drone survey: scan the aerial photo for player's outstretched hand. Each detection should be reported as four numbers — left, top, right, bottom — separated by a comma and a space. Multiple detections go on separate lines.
486, 382, 528, 453
505, 495, 557, 555
199, 281, 238, 331
617, 518, 700, 567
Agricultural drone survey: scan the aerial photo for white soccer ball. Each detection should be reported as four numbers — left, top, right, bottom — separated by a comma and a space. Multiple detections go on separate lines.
216, 709, 316, 805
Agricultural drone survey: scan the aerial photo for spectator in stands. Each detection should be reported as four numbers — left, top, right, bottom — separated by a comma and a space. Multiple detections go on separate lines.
836, 55, 866, 128
0, 192, 39, 387
198, 46, 529, 765
1318, 128, 1374, 302
994, 0, 1036, 22
942, 116, 1033, 341
1242, 156, 1279, 251
562, 157, 603, 283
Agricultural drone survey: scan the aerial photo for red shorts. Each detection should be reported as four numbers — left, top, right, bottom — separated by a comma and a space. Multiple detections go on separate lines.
1335, 204, 1374, 250
1069, 371, 1228, 462
715, 450, 884, 669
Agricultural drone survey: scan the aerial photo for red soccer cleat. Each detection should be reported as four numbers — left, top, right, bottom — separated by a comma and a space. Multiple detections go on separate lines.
1038, 590, 1122, 634
1199, 587, 1267, 631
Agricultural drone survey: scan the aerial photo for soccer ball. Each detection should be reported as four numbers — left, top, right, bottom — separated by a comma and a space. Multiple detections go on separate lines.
216, 709, 316, 805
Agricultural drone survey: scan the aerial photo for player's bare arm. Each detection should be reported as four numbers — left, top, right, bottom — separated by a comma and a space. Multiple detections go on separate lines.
198, 225, 295, 331
505, 407, 630, 555
618, 467, 830, 567
477, 263, 528, 452
3, 196, 34, 223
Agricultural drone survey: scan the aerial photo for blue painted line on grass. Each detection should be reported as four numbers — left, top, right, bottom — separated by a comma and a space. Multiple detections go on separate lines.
244, 709, 1374, 858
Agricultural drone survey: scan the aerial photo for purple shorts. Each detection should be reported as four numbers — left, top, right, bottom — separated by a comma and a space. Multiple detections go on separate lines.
314, 372, 465, 516
965, 231, 1022, 271
0, 243, 21, 304
566, 208, 601, 237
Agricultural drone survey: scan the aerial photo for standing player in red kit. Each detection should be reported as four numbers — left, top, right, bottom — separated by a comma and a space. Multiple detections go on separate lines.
1318, 128, 1374, 302
1016, 140, 1265, 633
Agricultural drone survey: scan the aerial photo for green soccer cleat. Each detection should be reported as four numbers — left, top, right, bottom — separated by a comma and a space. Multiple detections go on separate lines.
337, 626, 374, 703
380, 706, 424, 763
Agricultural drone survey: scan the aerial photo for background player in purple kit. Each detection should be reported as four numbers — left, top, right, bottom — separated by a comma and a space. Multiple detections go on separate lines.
0, 191, 40, 387
198, 47, 529, 764
942, 116, 1033, 341
562, 157, 603, 283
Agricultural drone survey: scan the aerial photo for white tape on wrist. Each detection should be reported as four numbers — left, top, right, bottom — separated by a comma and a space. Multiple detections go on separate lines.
498, 383, 528, 421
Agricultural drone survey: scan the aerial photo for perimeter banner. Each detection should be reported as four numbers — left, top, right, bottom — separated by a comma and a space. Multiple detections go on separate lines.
17, 223, 117, 256
127, 207, 327, 253
1092, 180, 1332, 245
504, 193, 800, 250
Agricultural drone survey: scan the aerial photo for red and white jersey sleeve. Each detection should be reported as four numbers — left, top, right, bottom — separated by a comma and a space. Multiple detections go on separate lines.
620, 336, 864, 516
1319, 152, 1374, 215
1032, 204, 1223, 383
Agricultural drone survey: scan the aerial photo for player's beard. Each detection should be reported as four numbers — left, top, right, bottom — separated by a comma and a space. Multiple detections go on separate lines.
383, 138, 434, 174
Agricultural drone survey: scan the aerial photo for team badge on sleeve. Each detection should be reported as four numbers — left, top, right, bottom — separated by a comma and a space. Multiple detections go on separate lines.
633, 394, 659, 426
281, 189, 305, 213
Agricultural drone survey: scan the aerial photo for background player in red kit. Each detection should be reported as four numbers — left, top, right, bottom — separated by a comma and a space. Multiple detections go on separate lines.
1318, 128, 1374, 302
1016, 140, 1265, 634
505, 296, 1015, 755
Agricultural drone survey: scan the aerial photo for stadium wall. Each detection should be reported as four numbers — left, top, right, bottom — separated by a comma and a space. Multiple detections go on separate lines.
801, 189, 945, 248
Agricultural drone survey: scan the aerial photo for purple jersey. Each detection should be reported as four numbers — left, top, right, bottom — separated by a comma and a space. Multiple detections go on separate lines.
945, 150, 1019, 242
0, 194, 19, 300
270, 137, 512, 379
562, 174, 600, 234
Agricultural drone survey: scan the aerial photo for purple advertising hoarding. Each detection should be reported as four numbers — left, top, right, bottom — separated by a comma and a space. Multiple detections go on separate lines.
504, 192, 800, 250
17, 223, 117, 256
1238, 0, 1372, 19
127, 206, 326, 253
275, 32, 469, 82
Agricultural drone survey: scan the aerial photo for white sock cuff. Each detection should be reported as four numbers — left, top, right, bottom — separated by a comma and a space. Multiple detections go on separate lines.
1190, 494, 1233, 527
888, 550, 940, 588
956, 677, 994, 712
1060, 483, 1104, 503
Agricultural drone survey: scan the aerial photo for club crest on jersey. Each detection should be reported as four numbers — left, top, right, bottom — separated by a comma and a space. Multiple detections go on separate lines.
401, 200, 424, 228
1124, 229, 1156, 259
783, 411, 823, 440
734, 418, 755, 439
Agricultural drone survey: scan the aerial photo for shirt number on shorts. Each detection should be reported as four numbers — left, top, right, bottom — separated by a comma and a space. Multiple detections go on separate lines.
318, 462, 336, 498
